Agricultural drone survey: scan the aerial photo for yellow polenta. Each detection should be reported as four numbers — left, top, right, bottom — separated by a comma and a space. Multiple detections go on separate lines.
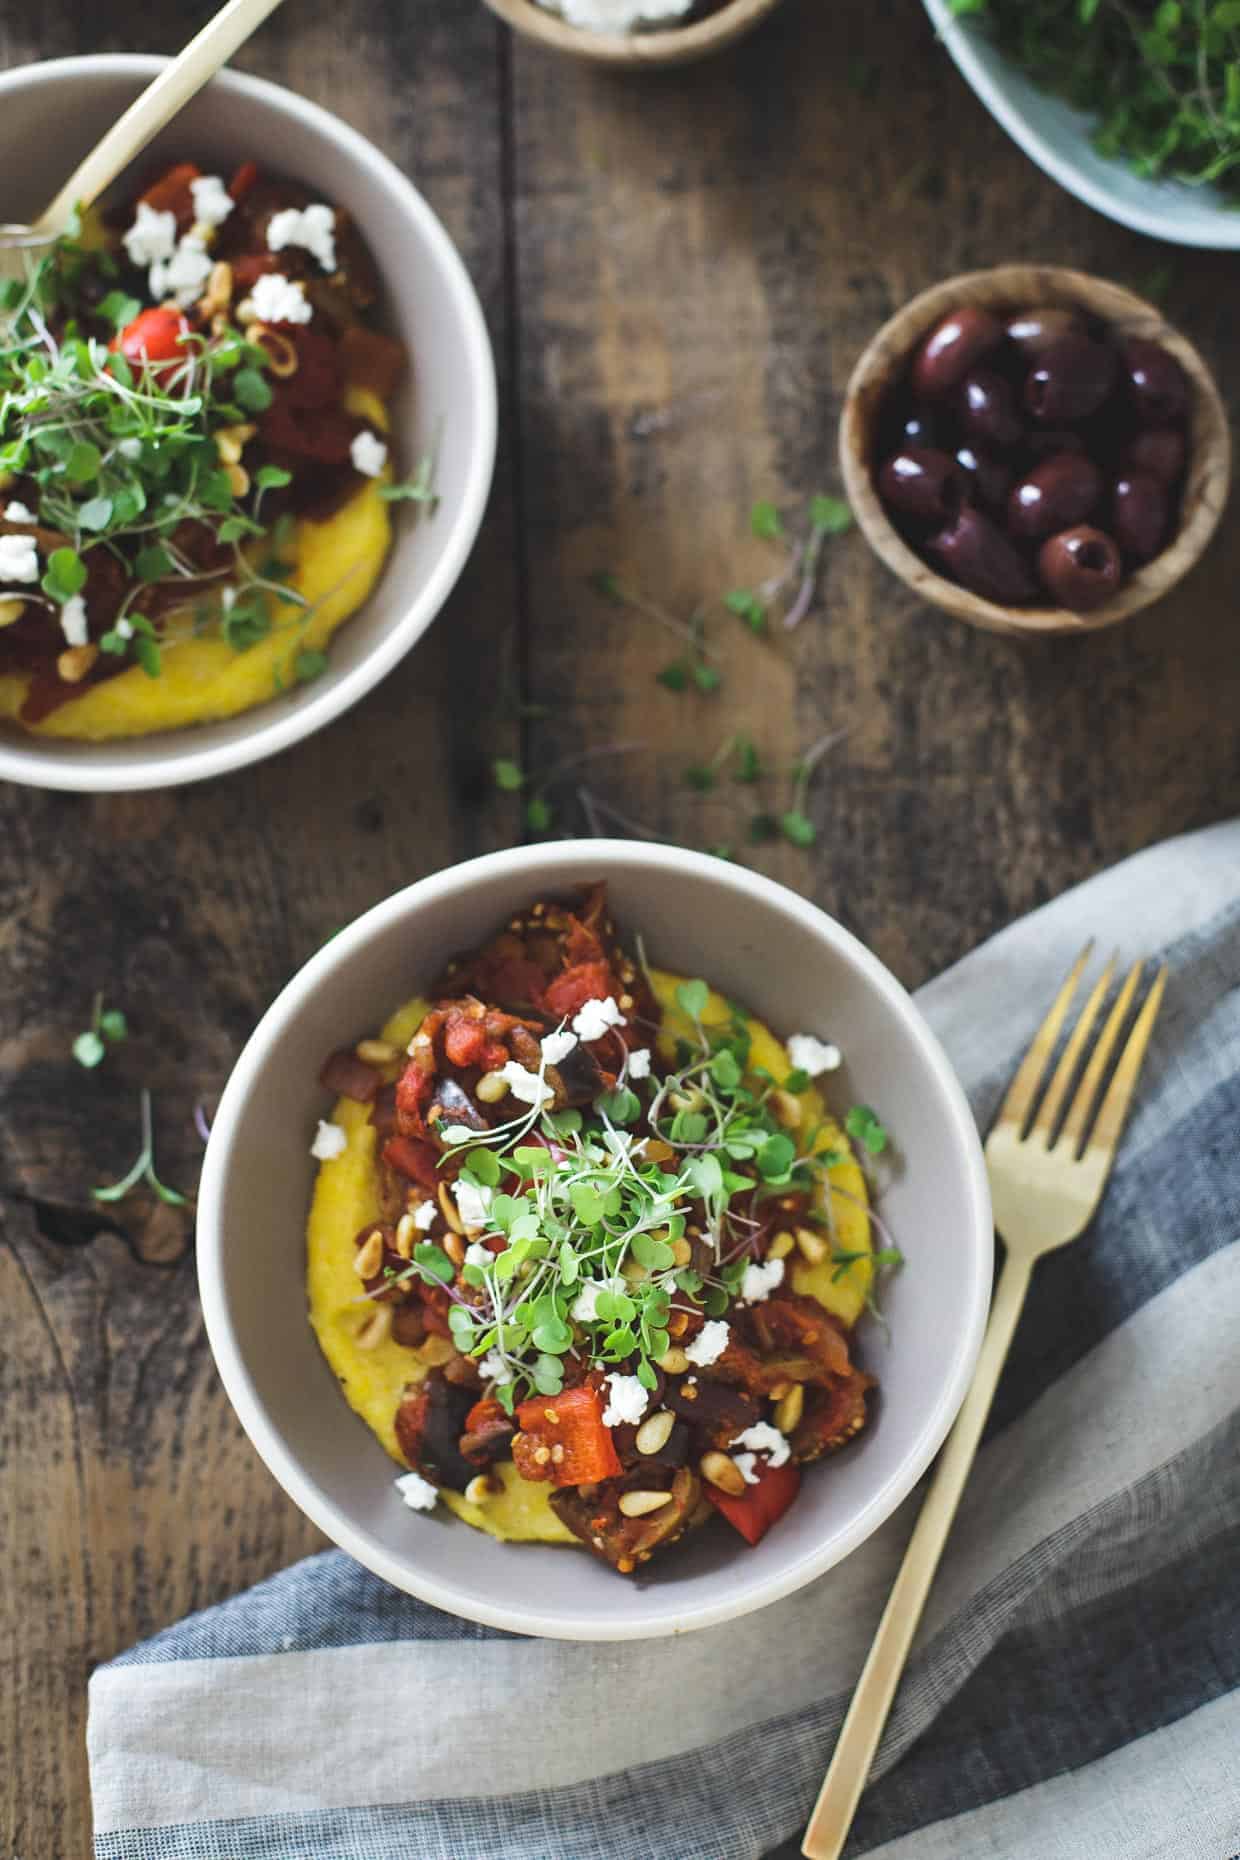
0, 386, 392, 740
305, 972, 872, 1546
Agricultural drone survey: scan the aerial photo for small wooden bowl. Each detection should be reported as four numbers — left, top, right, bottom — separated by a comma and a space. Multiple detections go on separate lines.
481, 0, 782, 67
839, 265, 1231, 638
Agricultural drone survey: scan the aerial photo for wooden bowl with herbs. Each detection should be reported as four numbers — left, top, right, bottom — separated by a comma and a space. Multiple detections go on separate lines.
840, 265, 1230, 639
481, 0, 782, 67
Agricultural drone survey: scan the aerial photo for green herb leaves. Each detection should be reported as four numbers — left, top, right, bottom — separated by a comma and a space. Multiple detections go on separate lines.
845, 1103, 889, 1156
73, 993, 128, 1068
92, 1088, 187, 1207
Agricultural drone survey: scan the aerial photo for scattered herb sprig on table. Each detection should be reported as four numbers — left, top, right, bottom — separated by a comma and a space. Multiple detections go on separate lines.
92, 1088, 188, 1207
72, 993, 128, 1069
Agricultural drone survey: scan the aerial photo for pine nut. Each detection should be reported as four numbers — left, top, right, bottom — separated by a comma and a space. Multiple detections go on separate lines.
700, 1451, 746, 1497
774, 1384, 805, 1433
225, 461, 250, 498
796, 1226, 829, 1264
621, 1259, 649, 1285
415, 1335, 455, 1367
655, 1345, 690, 1374
635, 1410, 675, 1456
666, 1312, 689, 1338
201, 259, 232, 317
618, 993, 635, 1012
213, 422, 256, 466
671, 1237, 693, 1266
772, 1089, 803, 1129
357, 1038, 398, 1066
645, 1139, 676, 1163
670, 1087, 704, 1113
768, 1230, 796, 1260
464, 1474, 497, 1505
767, 1379, 793, 1402
618, 1488, 673, 1518
442, 1230, 465, 1268
353, 1229, 384, 1278
475, 1069, 510, 1103
394, 1213, 417, 1259
0, 599, 24, 629
616, 1556, 635, 1574
57, 645, 99, 684
533, 1445, 551, 1466
356, 1305, 392, 1350
438, 1181, 465, 1234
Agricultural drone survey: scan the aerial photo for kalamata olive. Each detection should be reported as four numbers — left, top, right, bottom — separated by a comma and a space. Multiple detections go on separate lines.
927, 505, 1037, 604
1007, 451, 1102, 540
895, 406, 941, 449
954, 444, 1013, 512
1037, 526, 1123, 612
1005, 306, 1086, 360
1112, 470, 1169, 562
1024, 427, 1086, 461
911, 305, 1005, 399
1024, 334, 1118, 424
958, 367, 1024, 449
877, 447, 968, 524
1121, 338, 1189, 425
1120, 426, 1186, 486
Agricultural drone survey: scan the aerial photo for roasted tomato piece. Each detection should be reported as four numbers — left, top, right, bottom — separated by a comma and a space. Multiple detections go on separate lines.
382, 1134, 441, 1191
228, 160, 259, 202
111, 308, 192, 378
704, 1459, 800, 1546
542, 960, 618, 1023
279, 323, 343, 409
513, 1386, 622, 1487
394, 1371, 475, 1491
259, 399, 359, 462
139, 160, 201, 229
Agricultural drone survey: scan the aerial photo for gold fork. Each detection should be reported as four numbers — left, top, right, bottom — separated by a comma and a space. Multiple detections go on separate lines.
802, 946, 1168, 1860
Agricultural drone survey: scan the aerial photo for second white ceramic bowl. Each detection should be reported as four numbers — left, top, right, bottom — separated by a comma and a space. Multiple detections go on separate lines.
198, 841, 993, 1640
0, 57, 497, 792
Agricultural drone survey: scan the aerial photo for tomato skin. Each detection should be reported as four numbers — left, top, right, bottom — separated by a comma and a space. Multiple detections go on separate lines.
704, 1459, 801, 1546
111, 308, 191, 374
514, 1386, 622, 1487
381, 1134, 441, 1191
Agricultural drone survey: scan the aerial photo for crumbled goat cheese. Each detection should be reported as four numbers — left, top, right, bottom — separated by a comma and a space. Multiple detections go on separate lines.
601, 1372, 649, 1428
394, 1470, 438, 1512
731, 1421, 791, 1470
464, 1241, 493, 1270
413, 1199, 438, 1231
117, 438, 143, 461
189, 174, 235, 230
266, 202, 337, 272
150, 236, 212, 309
4, 500, 35, 523
540, 1027, 579, 1067
537, 0, 693, 31
626, 1046, 652, 1079
245, 271, 313, 326
0, 533, 39, 584
454, 1179, 492, 1229
787, 1033, 842, 1077
740, 1257, 785, 1305
570, 1275, 624, 1324
310, 1119, 348, 1160
499, 1059, 554, 1107
350, 430, 388, 478
684, 1320, 730, 1368
123, 201, 177, 268
572, 995, 626, 1042
733, 1452, 761, 1486
59, 595, 89, 648
480, 1348, 512, 1385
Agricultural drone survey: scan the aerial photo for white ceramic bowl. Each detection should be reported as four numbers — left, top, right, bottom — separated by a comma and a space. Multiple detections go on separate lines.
0, 57, 497, 792
923, 0, 1240, 248
198, 841, 993, 1641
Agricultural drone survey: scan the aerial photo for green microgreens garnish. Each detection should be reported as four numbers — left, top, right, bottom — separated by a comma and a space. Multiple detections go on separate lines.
845, 1104, 889, 1157
726, 491, 854, 635
589, 571, 721, 697
92, 1087, 187, 1206
379, 450, 439, 511
72, 991, 128, 1068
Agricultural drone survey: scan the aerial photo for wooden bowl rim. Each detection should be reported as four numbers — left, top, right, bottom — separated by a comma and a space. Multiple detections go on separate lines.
481, 0, 782, 65
839, 263, 1232, 638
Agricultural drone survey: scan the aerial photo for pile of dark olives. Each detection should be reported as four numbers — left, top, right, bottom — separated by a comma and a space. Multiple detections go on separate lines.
874, 301, 1192, 612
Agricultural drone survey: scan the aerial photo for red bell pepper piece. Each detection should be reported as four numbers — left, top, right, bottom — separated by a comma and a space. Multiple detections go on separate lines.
139, 161, 201, 230
542, 961, 618, 1023
704, 1459, 801, 1546
514, 1386, 622, 1488
228, 160, 259, 202
382, 1134, 440, 1191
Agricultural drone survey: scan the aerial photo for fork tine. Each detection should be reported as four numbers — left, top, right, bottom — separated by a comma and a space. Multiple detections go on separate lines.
1030, 955, 1116, 1142
1058, 959, 1144, 1154
1085, 964, 1168, 1162
995, 942, 1093, 1133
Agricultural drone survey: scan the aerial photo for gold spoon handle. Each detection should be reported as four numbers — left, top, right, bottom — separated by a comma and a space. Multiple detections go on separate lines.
33, 0, 288, 235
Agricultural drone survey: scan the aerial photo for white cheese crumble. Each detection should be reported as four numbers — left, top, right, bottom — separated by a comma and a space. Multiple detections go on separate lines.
480, 1348, 513, 1385
733, 1452, 761, 1486
394, 1470, 438, 1512
787, 1033, 842, 1076
499, 1059, 554, 1107
740, 1257, 785, 1305
117, 438, 143, 461
731, 1420, 791, 1470
266, 202, 337, 273
150, 236, 212, 309
115, 616, 134, 641
570, 1275, 624, 1324
349, 430, 388, 478
684, 1319, 730, 1368
245, 271, 313, 326
464, 1240, 493, 1270
189, 174, 235, 230
537, 0, 693, 31
310, 1119, 348, 1161
0, 532, 39, 584
572, 995, 626, 1042
601, 1372, 649, 1428
626, 1046, 652, 1079
4, 500, 35, 523
454, 1179, 492, 1229
59, 595, 89, 648
123, 201, 177, 268
412, 1199, 438, 1232
540, 1027, 579, 1067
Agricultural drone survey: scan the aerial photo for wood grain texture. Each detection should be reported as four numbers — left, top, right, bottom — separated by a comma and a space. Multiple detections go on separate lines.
1, 1, 1238, 1856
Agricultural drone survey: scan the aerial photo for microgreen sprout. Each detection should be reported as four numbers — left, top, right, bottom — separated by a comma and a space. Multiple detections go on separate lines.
72, 992, 128, 1069
92, 1089, 188, 1206
589, 570, 721, 695
845, 1104, 889, 1157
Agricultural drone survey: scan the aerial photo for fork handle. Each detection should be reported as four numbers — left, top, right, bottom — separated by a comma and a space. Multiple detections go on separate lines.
801, 1248, 1033, 1860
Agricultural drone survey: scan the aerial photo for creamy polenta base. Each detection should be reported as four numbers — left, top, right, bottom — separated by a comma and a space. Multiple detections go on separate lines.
0, 385, 392, 741
306, 970, 874, 1548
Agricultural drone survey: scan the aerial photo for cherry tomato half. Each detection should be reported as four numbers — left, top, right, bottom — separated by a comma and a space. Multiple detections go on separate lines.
111, 308, 192, 375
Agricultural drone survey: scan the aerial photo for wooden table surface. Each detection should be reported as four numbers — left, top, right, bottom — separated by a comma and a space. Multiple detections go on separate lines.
2, 1, 1237, 1853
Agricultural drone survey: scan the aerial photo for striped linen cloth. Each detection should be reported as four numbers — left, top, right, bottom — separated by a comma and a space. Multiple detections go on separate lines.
88, 820, 1240, 1860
